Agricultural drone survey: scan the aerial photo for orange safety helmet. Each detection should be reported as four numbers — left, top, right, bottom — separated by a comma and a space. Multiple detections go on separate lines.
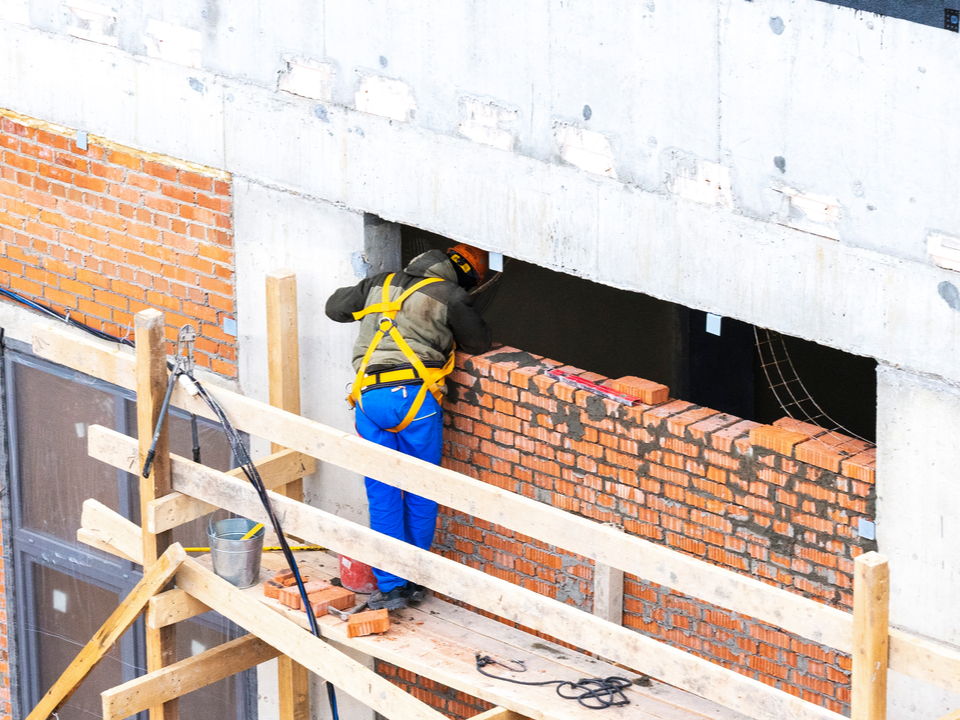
446, 243, 489, 289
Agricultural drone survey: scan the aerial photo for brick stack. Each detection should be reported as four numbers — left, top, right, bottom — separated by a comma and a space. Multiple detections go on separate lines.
427, 345, 878, 714
0, 113, 237, 376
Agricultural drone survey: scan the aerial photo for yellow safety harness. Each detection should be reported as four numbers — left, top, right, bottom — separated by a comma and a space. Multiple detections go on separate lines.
347, 273, 456, 432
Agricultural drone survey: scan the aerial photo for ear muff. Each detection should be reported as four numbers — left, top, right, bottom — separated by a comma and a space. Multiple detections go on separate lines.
446, 244, 489, 289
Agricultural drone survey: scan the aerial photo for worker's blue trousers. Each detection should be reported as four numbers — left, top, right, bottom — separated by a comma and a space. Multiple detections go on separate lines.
355, 385, 443, 593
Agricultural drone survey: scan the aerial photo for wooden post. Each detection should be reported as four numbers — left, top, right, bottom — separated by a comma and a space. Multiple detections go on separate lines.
266, 270, 310, 720
135, 309, 179, 720
593, 524, 624, 625
852, 551, 889, 720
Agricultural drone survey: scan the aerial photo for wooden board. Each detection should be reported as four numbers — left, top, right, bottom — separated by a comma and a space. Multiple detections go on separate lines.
88, 429, 843, 720
25, 544, 186, 720
79, 499, 144, 564
134, 310, 178, 720
223, 550, 751, 720
147, 589, 212, 630
46, 322, 852, 651
266, 269, 310, 720
176, 559, 449, 720
102, 634, 280, 719
146, 449, 316, 533
851, 553, 889, 720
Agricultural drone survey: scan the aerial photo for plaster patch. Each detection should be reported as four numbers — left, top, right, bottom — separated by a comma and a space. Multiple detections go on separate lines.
928, 232, 960, 273
555, 124, 617, 179
458, 97, 517, 151
773, 186, 840, 240
279, 56, 334, 102
65, 0, 117, 47
0, 0, 28, 25
355, 74, 415, 123
144, 19, 202, 69
662, 150, 731, 206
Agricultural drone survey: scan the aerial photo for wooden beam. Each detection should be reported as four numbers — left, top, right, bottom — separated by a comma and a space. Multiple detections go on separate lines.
89, 434, 843, 720
593, 561, 624, 626
25, 544, 186, 720
852, 552, 889, 720
147, 589, 212, 630
78, 499, 143, 564
176, 559, 449, 720
937, 709, 960, 720
146, 449, 316, 533
102, 634, 281, 720
471, 710, 528, 720
49, 324, 852, 653
135, 309, 178, 720
889, 628, 960, 694
266, 269, 310, 720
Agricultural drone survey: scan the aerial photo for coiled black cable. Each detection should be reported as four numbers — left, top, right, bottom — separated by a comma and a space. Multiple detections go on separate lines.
475, 653, 633, 710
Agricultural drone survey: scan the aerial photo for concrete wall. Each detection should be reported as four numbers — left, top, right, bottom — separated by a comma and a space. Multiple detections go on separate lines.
877, 366, 960, 717
2, 2, 960, 386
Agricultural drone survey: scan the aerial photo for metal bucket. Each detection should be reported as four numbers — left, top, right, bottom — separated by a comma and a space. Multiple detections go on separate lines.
207, 517, 264, 589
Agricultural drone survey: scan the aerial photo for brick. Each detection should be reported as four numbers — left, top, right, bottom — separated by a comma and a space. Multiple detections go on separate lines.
749, 425, 808, 456
642, 400, 693, 428
308, 586, 356, 616
179, 170, 214, 191
108, 150, 142, 170
841, 449, 876, 484
143, 161, 179, 181
347, 608, 390, 637
795, 439, 846, 473
609, 376, 669, 404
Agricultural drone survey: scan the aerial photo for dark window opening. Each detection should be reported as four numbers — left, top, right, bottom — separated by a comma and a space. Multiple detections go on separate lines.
400, 226, 877, 442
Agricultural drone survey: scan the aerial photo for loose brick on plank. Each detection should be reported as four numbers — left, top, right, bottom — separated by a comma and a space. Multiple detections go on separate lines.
347, 609, 390, 637
309, 586, 356, 616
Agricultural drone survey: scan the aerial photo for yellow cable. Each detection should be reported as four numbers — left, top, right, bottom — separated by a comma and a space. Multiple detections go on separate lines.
241, 523, 264, 540
184, 545, 326, 553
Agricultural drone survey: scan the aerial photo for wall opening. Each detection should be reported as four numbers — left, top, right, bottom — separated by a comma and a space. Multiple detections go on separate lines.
399, 226, 877, 441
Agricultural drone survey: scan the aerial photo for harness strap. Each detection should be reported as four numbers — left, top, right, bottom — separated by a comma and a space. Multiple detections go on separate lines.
348, 274, 454, 432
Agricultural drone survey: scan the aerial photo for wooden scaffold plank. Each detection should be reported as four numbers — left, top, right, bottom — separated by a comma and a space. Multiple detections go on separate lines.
176, 559, 449, 720
102, 635, 281, 720
25, 544, 187, 720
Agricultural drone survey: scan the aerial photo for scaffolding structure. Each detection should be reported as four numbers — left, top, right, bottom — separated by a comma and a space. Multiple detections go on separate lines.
23, 271, 960, 720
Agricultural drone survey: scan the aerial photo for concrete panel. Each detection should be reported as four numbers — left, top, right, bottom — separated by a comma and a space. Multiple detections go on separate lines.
876, 366, 960, 643
5, 20, 960, 387
0, 21, 225, 166
721, 0, 960, 262
877, 365, 960, 717
232, 178, 368, 526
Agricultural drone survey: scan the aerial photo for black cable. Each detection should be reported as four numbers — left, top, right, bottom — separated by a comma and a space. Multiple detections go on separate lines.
475, 653, 632, 710
190, 413, 202, 463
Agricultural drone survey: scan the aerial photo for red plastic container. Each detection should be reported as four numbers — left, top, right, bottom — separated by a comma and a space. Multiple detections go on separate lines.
338, 554, 376, 594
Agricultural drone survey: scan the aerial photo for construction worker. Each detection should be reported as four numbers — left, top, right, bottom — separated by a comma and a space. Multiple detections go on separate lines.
325, 244, 493, 609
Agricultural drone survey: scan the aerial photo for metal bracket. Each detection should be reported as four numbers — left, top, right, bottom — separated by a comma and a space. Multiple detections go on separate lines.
176, 324, 196, 375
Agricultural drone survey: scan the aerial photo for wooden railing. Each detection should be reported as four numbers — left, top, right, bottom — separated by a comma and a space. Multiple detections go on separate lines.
33, 318, 960, 720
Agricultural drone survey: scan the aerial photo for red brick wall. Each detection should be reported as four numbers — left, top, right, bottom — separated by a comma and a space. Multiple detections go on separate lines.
0, 110, 238, 720
378, 661, 494, 720
428, 346, 878, 715
0, 113, 236, 376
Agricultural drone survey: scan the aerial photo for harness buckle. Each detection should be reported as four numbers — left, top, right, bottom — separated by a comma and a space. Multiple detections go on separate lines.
377, 316, 396, 332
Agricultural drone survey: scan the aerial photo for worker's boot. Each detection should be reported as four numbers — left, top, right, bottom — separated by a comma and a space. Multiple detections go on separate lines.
403, 582, 428, 604
368, 586, 407, 610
